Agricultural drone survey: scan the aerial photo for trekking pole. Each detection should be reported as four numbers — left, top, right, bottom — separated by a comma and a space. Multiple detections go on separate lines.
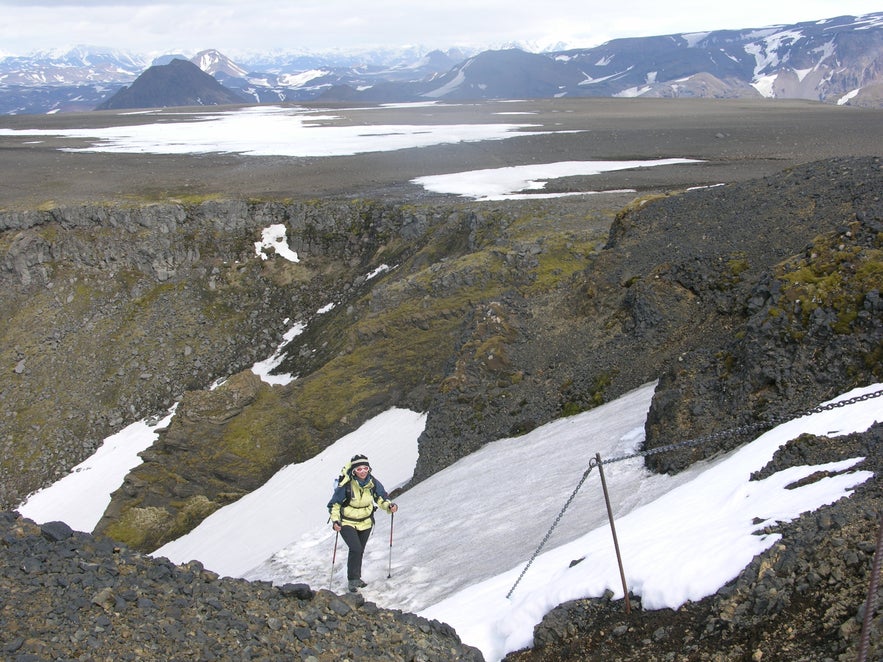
387, 512, 395, 578
329, 530, 339, 588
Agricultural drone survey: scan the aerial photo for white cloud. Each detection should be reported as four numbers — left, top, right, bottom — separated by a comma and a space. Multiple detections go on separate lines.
0, 1, 880, 57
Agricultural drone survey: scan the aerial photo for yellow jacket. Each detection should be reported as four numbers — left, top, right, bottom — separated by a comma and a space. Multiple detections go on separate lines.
327, 461, 394, 531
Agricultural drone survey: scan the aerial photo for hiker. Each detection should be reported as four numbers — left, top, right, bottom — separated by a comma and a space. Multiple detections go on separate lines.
327, 454, 398, 592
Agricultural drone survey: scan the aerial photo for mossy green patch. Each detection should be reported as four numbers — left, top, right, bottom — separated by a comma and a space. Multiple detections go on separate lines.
293, 297, 466, 429
559, 369, 618, 416
220, 383, 315, 465
104, 506, 171, 549
776, 230, 882, 334
524, 236, 599, 294
171, 495, 220, 533
120, 191, 227, 205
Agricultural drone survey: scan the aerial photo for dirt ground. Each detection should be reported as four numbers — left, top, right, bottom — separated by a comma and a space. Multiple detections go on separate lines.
0, 97, 881, 211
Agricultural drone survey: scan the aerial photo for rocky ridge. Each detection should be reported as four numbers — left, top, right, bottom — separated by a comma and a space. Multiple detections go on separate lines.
0, 511, 482, 661
413, 157, 883, 485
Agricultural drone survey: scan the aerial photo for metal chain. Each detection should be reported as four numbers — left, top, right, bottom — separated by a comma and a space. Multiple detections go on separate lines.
765, 389, 883, 425
506, 387, 883, 599
505, 459, 598, 599
600, 420, 770, 466
602, 389, 883, 467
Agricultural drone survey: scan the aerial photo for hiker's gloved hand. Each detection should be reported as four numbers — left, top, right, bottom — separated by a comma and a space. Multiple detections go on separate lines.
389, 503, 398, 513
332, 521, 342, 532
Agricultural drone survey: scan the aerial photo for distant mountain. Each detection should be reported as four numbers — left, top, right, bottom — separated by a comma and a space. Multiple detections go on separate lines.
213, 47, 469, 104
0, 46, 146, 113
0, 45, 146, 86
559, 12, 883, 105
0, 12, 880, 113
192, 49, 248, 79
321, 12, 883, 106
95, 58, 247, 110
151, 54, 191, 67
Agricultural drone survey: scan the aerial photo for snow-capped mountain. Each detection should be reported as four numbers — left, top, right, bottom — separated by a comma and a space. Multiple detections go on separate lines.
191, 49, 248, 79
566, 12, 883, 104
219, 47, 470, 105
333, 12, 882, 106
0, 45, 147, 86
0, 12, 880, 113
0, 46, 149, 113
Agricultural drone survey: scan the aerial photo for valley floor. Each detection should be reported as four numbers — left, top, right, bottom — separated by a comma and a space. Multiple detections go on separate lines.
0, 98, 881, 209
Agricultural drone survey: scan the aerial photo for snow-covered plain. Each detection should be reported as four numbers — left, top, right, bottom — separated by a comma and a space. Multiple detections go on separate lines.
0, 105, 547, 158
13, 111, 881, 660
0, 104, 704, 200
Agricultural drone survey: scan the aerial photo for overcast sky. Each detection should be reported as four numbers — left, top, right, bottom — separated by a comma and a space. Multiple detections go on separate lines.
1, 1, 881, 58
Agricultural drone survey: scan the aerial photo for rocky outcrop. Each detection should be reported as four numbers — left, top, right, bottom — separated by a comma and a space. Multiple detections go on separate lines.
415, 158, 883, 486
0, 511, 482, 661
637, 157, 883, 472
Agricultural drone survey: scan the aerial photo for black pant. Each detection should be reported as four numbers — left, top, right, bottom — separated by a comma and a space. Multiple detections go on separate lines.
340, 526, 372, 580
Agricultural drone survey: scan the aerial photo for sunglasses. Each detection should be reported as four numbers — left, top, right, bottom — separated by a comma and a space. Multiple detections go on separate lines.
353, 465, 371, 472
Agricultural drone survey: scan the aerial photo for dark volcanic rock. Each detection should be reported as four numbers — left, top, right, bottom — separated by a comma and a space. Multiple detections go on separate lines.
0, 511, 483, 661
414, 158, 882, 487
95, 58, 247, 110
638, 157, 883, 473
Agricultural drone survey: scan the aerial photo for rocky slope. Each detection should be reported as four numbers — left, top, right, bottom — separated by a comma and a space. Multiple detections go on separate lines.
501, 157, 883, 661
597, 157, 883, 468
1, 155, 881, 659
0, 511, 482, 661
415, 156, 883, 485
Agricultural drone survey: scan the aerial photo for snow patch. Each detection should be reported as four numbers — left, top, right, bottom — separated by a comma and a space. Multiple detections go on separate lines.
0, 105, 546, 157
423, 67, 468, 98
412, 158, 700, 201
751, 73, 778, 97
683, 32, 711, 48
614, 85, 652, 98
277, 69, 330, 87
255, 223, 299, 262
838, 89, 861, 105
250, 322, 305, 386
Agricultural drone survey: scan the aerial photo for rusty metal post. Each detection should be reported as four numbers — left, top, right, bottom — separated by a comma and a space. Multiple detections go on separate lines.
857, 513, 883, 662
595, 452, 631, 614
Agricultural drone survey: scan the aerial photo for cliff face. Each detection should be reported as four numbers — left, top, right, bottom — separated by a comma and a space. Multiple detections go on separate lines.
0, 199, 441, 515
